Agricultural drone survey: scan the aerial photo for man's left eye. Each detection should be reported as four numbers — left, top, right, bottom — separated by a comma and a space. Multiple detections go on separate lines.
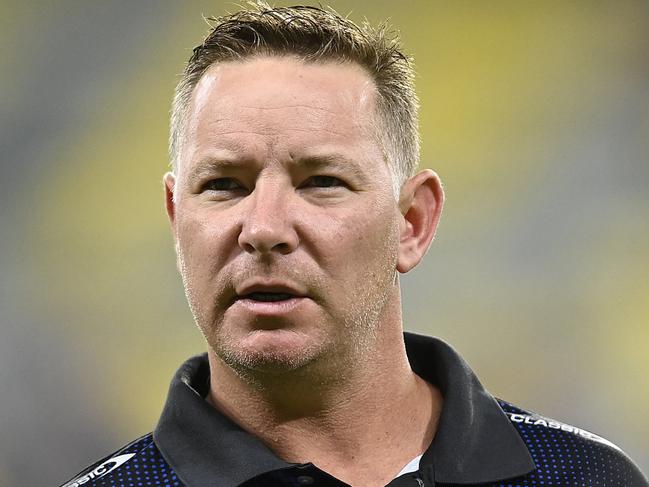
303, 176, 345, 188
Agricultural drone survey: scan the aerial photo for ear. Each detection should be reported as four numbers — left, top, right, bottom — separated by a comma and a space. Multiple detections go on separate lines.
163, 172, 176, 225
163, 172, 182, 273
396, 169, 444, 273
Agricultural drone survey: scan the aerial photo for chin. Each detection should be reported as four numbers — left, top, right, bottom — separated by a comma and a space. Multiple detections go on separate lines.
214, 328, 323, 375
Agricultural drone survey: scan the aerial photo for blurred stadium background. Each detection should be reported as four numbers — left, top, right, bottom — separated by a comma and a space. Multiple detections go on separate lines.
1, 1, 647, 484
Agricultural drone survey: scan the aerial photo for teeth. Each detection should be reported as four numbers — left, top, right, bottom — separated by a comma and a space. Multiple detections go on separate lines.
247, 292, 294, 302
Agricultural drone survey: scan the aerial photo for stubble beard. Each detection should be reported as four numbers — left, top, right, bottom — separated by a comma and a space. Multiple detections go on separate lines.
183, 280, 398, 392
215, 260, 398, 389
178, 229, 400, 388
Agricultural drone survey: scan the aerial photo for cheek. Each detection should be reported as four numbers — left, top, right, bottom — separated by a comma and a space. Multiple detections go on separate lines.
317, 207, 400, 282
312, 208, 400, 331
176, 210, 235, 291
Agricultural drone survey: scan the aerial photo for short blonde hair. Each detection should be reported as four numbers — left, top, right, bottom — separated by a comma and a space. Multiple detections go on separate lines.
170, 2, 419, 195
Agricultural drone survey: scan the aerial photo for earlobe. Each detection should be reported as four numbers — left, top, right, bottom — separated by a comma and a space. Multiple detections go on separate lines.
396, 169, 444, 273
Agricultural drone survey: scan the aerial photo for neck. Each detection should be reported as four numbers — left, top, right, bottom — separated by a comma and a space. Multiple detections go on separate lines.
206, 308, 443, 486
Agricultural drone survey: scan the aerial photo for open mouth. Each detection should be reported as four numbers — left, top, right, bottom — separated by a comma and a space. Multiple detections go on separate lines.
240, 292, 296, 302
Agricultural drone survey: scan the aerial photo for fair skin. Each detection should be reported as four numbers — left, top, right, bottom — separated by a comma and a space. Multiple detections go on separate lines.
164, 56, 445, 486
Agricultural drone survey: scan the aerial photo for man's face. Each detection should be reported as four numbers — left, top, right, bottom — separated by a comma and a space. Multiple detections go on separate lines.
166, 56, 403, 374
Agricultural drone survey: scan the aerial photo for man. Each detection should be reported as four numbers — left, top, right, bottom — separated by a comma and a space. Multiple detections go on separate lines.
61, 3, 647, 487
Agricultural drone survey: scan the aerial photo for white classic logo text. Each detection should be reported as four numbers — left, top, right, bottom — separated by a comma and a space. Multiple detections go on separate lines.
63, 453, 136, 487
506, 412, 621, 452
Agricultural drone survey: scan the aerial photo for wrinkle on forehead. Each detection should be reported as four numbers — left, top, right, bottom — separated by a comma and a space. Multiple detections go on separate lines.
237, 104, 340, 113
189, 106, 364, 155
180, 56, 383, 177
198, 100, 365, 131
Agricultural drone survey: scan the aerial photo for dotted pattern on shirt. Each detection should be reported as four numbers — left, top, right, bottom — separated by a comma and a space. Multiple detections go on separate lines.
62, 410, 647, 487
62, 434, 184, 487
490, 400, 643, 487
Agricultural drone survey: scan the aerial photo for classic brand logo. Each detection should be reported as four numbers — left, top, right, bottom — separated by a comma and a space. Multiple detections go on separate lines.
62, 453, 136, 487
506, 412, 622, 452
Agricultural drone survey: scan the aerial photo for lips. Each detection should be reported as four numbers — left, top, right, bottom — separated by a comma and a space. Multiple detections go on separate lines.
232, 282, 309, 317
235, 282, 306, 303
243, 292, 295, 302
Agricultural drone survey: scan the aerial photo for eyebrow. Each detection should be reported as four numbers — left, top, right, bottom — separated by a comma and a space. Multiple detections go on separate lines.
186, 156, 243, 186
296, 153, 369, 181
186, 152, 370, 185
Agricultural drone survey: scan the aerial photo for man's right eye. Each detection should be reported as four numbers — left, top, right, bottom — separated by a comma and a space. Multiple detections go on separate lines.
201, 178, 242, 192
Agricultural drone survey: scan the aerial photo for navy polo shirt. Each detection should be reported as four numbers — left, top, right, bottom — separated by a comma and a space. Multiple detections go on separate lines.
60, 333, 648, 486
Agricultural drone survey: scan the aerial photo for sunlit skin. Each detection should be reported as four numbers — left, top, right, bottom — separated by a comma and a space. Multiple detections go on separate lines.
164, 56, 445, 486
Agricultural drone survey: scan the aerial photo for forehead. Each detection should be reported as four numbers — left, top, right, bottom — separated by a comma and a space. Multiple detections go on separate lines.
181, 56, 383, 172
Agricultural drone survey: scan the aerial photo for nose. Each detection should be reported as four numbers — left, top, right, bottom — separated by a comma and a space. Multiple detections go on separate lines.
238, 180, 299, 256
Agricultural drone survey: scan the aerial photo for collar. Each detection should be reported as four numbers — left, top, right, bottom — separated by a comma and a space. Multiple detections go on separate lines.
154, 332, 535, 485
404, 333, 535, 483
